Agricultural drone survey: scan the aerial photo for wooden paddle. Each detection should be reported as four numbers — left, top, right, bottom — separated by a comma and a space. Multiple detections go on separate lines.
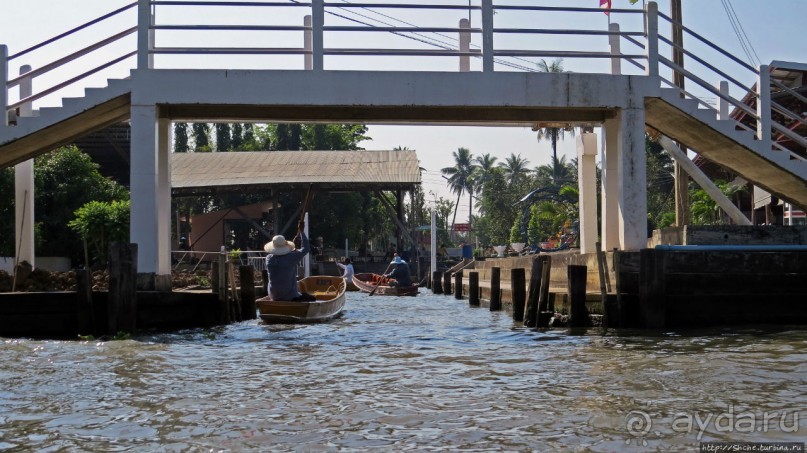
293, 184, 314, 247
369, 263, 394, 296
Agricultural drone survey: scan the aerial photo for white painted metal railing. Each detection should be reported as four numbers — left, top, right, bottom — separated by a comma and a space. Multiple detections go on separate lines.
1, 0, 804, 162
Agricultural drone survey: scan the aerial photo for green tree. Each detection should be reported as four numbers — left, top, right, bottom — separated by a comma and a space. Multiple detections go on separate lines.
0, 167, 14, 256
533, 59, 575, 181
646, 137, 676, 230
215, 123, 232, 152
68, 199, 130, 267
174, 123, 190, 153
498, 153, 531, 185
441, 147, 477, 234
34, 146, 128, 263
473, 153, 498, 197
192, 123, 211, 152
231, 123, 244, 150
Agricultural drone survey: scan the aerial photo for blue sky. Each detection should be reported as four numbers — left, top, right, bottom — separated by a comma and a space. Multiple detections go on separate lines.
2, 0, 803, 220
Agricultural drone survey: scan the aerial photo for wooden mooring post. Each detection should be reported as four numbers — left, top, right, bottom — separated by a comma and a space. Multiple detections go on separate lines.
454, 270, 463, 299
511, 268, 526, 322
108, 242, 137, 335
468, 271, 480, 306
443, 271, 452, 296
489, 267, 501, 311
537, 255, 552, 327
568, 265, 588, 328
524, 257, 543, 327
432, 271, 443, 294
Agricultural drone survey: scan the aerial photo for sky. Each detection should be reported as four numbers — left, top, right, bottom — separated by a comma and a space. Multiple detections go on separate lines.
1, 0, 804, 222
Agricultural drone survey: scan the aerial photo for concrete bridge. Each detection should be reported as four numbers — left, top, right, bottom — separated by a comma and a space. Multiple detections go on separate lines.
2, 1, 806, 290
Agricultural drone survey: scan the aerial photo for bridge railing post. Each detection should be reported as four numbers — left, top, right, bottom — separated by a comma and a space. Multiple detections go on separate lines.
644, 1, 658, 78
757, 64, 772, 152
608, 23, 621, 75
717, 80, 729, 120
1, 45, 8, 127
459, 18, 470, 73
304, 15, 313, 70
312, 0, 324, 71
481, 0, 494, 72
137, 0, 153, 69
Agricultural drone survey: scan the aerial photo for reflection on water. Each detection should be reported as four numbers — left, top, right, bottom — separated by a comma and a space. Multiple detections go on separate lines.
1, 291, 806, 451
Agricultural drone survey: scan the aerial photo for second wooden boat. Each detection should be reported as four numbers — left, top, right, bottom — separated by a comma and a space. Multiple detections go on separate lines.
352, 273, 419, 297
256, 275, 347, 323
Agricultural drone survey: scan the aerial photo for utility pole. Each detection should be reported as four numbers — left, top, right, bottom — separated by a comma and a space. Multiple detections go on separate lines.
671, 0, 690, 226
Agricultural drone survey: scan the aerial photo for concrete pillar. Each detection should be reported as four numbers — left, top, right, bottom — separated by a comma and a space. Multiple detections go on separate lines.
156, 116, 172, 276
618, 107, 648, 251
14, 65, 34, 268
1, 45, 7, 127
459, 19, 470, 72
601, 117, 620, 251
130, 104, 165, 279
576, 132, 598, 254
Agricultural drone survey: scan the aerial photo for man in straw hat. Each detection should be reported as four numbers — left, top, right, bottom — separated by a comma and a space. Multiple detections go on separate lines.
264, 225, 316, 302
383, 254, 412, 287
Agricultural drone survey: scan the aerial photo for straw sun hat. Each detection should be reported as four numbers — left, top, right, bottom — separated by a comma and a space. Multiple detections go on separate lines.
264, 235, 295, 255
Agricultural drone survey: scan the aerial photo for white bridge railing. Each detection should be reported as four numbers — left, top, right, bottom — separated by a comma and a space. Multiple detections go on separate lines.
1, 0, 805, 161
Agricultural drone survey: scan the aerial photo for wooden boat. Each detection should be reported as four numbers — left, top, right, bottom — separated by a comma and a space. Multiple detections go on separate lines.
256, 276, 346, 323
352, 273, 419, 297
345, 278, 360, 292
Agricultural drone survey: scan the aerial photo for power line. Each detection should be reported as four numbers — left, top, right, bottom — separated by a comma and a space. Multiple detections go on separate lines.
719, 0, 760, 67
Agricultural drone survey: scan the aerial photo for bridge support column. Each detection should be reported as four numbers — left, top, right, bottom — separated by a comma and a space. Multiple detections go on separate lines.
14, 65, 35, 269
601, 117, 620, 251
130, 104, 172, 290
577, 132, 597, 254
617, 107, 648, 251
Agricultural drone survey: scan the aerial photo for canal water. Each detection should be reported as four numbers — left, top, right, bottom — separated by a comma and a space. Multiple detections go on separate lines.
1, 290, 805, 452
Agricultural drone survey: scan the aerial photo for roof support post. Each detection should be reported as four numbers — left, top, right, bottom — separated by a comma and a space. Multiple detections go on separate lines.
14, 65, 35, 269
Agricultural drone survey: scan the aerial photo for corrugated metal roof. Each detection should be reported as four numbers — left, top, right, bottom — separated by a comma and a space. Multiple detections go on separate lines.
171, 150, 421, 195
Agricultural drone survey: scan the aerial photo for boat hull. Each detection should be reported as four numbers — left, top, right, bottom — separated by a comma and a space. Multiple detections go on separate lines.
257, 276, 347, 323
352, 273, 419, 297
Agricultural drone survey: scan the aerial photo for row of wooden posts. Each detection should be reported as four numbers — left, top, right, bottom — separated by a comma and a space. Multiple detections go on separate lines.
430, 255, 591, 328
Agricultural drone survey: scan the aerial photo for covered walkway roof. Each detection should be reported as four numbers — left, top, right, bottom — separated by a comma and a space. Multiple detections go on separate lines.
170, 150, 420, 196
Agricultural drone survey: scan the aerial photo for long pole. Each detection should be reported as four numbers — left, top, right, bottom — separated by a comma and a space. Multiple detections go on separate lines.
671, 0, 690, 227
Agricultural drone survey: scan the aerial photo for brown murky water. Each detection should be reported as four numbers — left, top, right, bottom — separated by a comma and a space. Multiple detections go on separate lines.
1, 291, 806, 451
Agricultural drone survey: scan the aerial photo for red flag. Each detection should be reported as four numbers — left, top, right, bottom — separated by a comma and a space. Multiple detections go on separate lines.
600, 0, 612, 15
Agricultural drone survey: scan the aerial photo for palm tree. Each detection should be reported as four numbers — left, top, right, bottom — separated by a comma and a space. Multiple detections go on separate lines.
534, 155, 575, 186
441, 147, 477, 235
473, 153, 498, 196
533, 58, 575, 180
498, 153, 531, 185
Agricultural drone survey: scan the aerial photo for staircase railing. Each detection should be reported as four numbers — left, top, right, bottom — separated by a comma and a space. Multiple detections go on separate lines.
642, 7, 807, 160
1, 2, 137, 125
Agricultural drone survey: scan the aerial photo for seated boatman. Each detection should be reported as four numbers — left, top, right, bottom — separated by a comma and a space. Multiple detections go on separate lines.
264, 227, 316, 302
384, 255, 412, 287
